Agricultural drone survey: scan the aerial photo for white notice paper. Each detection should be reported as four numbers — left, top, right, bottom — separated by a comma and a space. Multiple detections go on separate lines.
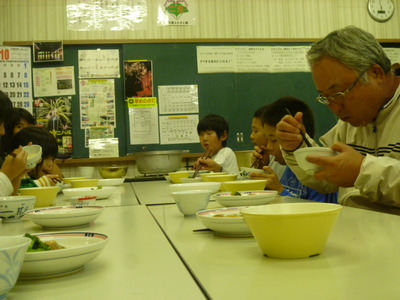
33, 66, 76, 97
127, 97, 159, 145
159, 115, 199, 145
78, 49, 120, 78
89, 138, 119, 158
158, 85, 198, 114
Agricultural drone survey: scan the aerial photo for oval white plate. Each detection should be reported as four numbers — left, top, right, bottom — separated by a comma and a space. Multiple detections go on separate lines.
98, 178, 124, 186
20, 232, 109, 280
196, 207, 252, 237
214, 190, 278, 207
25, 206, 104, 228
62, 186, 117, 200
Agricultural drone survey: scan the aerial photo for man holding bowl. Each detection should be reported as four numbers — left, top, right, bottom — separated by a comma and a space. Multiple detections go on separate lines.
276, 26, 400, 213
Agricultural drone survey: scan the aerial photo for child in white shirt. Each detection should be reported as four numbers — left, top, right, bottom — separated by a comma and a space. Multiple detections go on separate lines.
194, 114, 239, 174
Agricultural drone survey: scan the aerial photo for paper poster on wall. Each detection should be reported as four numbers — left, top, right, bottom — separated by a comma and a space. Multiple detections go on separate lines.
159, 114, 198, 144
89, 138, 119, 158
124, 60, 153, 98
157, 0, 197, 26
84, 127, 114, 147
33, 66, 75, 97
78, 49, 120, 78
128, 97, 159, 145
0, 46, 33, 112
384, 48, 400, 65
33, 41, 63, 62
66, 0, 147, 31
197, 46, 311, 73
79, 79, 116, 128
33, 96, 73, 157
158, 85, 198, 114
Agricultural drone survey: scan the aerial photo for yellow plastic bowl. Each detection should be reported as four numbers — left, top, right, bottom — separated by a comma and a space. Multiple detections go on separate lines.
202, 174, 238, 183
200, 172, 227, 181
63, 177, 88, 185
222, 180, 267, 194
70, 179, 99, 188
168, 171, 190, 184
19, 186, 61, 208
241, 203, 342, 259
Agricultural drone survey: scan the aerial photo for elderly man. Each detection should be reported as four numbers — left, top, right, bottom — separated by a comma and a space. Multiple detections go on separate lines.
276, 26, 400, 213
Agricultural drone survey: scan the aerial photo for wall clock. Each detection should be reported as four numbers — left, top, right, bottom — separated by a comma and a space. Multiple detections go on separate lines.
367, 0, 395, 22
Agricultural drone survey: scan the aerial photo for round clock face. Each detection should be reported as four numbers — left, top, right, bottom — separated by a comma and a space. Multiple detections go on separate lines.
368, 0, 395, 22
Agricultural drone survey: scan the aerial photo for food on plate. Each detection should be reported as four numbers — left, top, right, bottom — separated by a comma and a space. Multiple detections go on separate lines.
24, 233, 65, 252
213, 213, 242, 218
231, 191, 241, 196
91, 186, 103, 190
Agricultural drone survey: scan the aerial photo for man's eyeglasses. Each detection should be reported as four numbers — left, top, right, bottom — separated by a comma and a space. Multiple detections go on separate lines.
316, 70, 366, 105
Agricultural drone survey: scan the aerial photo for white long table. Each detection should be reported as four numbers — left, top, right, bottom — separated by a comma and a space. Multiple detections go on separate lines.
148, 202, 400, 300
131, 181, 174, 205
7, 205, 206, 299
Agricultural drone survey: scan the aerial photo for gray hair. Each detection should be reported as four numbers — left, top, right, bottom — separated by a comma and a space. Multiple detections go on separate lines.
307, 26, 391, 75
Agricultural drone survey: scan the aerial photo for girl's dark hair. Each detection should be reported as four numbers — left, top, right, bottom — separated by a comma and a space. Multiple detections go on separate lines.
2, 108, 36, 154
12, 126, 58, 159
0, 91, 14, 125
197, 114, 229, 147
261, 96, 315, 138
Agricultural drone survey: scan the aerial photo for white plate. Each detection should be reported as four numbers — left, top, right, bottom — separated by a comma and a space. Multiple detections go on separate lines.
62, 186, 117, 200
25, 206, 104, 228
20, 232, 109, 280
214, 190, 278, 207
98, 178, 125, 186
196, 207, 252, 237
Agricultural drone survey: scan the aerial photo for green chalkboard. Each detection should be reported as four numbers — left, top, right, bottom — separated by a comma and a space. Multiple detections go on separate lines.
33, 42, 340, 158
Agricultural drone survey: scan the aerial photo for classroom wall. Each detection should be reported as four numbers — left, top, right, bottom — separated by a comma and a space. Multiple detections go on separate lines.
1, 0, 399, 44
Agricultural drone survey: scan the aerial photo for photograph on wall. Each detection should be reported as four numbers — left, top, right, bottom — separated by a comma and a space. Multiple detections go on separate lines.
33, 41, 64, 62
124, 60, 153, 98
33, 96, 73, 157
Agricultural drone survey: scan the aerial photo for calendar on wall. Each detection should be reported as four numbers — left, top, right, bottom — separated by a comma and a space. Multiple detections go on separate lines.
0, 46, 33, 112
159, 115, 199, 145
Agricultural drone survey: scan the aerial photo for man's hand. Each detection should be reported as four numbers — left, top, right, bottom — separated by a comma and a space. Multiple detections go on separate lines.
309, 142, 364, 187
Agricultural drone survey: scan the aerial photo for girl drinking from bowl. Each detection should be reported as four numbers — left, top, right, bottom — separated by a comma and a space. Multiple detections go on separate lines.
0, 91, 28, 196
12, 126, 63, 188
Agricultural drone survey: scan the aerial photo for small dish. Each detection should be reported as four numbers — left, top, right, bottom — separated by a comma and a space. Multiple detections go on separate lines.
294, 147, 337, 174
214, 190, 278, 207
20, 232, 109, 279
196, 207, 252, 237
0, 195, 36, 222
23, 145, 42, 169
62, 186, 117, 200
25, 206, 104, 228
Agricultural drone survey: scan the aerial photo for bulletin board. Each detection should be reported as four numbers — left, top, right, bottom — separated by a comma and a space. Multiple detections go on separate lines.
29, 40, 378, 158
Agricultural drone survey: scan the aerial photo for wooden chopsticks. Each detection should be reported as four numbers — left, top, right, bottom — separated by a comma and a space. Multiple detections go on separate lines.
285, 108, 312, 147
192, 148, 213, 178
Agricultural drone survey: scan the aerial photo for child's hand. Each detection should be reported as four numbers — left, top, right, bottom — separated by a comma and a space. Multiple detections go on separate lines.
1, 146, 28, 181
251, 145, 269, 168
197, 158, 222, 173
251, 166, 284, 194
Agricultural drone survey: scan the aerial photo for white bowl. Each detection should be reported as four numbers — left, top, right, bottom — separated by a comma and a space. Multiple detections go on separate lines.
19, 186, 61, 207
25, 206, 105, 228
97, 178, 125, 186
62, 186, 117, 200
196, 207, 252, 237
171, 190, 212, 216
169, 182, 221, 194
241, 203, 342, 258
0, 195, 36, 222
240, 167, 266, 179
214, 190, 278, 207
0, 236, 31, 297
294, 147, 337, 174
20, 232, 109, 279
23, 145, 42, 169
